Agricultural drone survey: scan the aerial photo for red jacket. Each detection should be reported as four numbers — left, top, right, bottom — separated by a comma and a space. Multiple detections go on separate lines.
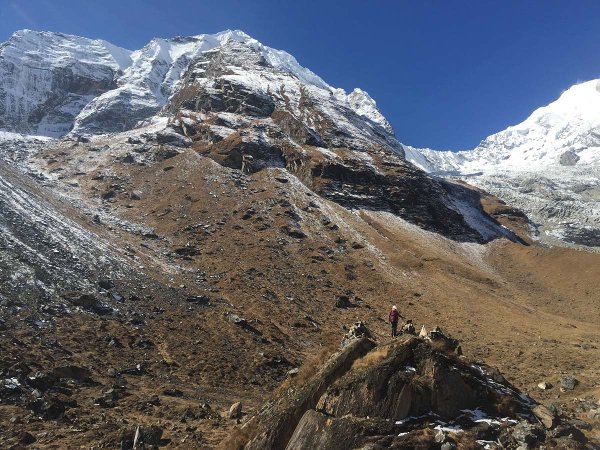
389, 309, 400, 323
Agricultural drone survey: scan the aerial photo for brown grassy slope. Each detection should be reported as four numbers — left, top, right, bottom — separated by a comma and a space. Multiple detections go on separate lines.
8, 144, 598, 447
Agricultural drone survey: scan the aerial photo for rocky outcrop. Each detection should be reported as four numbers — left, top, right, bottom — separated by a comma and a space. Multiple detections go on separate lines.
241, 337, 376, 450
231, 336, 590, 450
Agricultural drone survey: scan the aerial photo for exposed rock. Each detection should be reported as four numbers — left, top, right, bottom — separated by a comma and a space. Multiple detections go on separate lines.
18, 431, 36, 445
156, 128, 192, 147
559, 150, 580, 166
341, 321, 374, 347
52, 365, 92, 383
228, 401, 243, 419
538, 381, 552, 390
237, 338, 568, 450
532, 404, 557, 429
500, 421, 546, 449
121, 425, 164, 448
427, 326, 460, 352
186, 295, 211, 305
242, 337, 376, 450
560, 377, 578, 391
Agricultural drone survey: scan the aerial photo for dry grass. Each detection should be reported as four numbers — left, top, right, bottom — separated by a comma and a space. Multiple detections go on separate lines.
351, 346, 390, 370
216, 421, 258, 450
277, 343, 339, 393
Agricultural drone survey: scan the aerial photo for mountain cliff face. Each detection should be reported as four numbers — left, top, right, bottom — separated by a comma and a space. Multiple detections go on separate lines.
0, 29, 397, 139
0, 29, 517, 244
0, 30, 130, 136
405, 79, 600, 248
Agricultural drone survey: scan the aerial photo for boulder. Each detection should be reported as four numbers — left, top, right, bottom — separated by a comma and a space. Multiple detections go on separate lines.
334, 295, 352, 309
538, 381, 552, 390
341, 321, 374, 347
532, 404, 557, 429
229, 401, 243, 419
560, 377, 578, 391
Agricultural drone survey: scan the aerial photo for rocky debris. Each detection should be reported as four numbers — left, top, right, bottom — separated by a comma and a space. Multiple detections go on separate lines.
573, 396, 600, 421
94, 386, 126, 408
27, 396, 69, 420
0, 377, 23, 400
560, 376, 579, 391
400, 319, 416, 335
538, 381, 552, 390
341, 321, 374, 347
228, 401, 243, 419
500, 421, 546, 449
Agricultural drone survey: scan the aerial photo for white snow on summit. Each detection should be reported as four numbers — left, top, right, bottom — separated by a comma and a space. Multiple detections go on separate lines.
347, 88, 394, 134
405, 79, 600, 248
0, 30, 132, 136
0, 29, 392, 139
405, 79, 600, 174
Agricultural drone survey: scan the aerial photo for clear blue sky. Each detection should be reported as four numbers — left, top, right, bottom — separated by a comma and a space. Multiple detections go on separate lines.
1, 0, 599, 149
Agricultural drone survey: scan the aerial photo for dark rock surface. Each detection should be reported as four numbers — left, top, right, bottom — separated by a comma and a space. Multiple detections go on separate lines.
232, 336, 590, 450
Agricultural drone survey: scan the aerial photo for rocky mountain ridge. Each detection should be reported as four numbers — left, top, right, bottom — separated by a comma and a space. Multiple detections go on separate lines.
0, 29, 389, 138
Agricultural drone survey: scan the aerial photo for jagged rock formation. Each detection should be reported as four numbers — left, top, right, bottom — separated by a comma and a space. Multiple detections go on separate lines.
0, 29, 521, 243
405, 80, 600, 248
234, 336, 590, 450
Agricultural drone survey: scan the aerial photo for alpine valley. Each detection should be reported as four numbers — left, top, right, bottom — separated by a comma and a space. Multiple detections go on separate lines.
0, 30, 598, 449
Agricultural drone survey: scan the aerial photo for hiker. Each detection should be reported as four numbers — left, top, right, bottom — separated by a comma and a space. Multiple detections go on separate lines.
389, 305, 400, 337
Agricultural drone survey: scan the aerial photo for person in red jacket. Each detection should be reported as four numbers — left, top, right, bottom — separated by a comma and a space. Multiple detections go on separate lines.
389, 305, 400, 337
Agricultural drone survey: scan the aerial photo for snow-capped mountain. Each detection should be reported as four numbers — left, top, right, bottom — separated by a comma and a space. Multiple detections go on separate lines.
0, 28, 521, 245
0, 30, 130, 136
405, 79, 600, 247
0, 29, 396, 142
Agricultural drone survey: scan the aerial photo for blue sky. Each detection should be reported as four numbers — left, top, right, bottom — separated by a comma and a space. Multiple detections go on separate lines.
1, 0, 599, 149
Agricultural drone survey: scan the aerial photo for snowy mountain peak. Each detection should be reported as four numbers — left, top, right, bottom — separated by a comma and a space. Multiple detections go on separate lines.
0, 29, 394, 139
347, 88, 394, 134
405, 78, 600, 248
6, 29, 132, 71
